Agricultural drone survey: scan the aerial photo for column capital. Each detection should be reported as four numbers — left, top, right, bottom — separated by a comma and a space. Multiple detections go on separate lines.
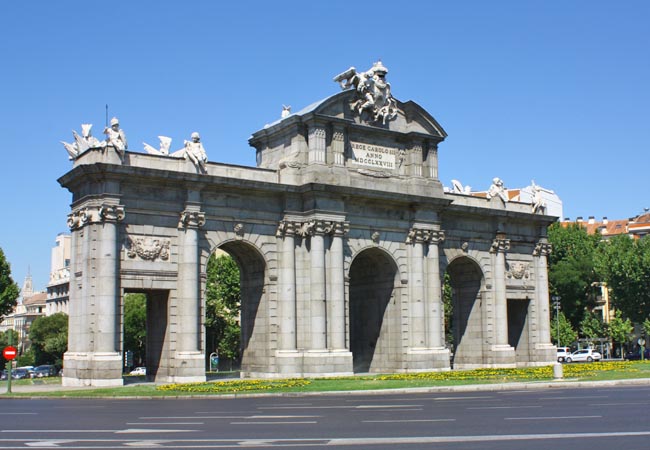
178, 209, 205, 229
67, 204, 125, 230
490, 237, 511, 253
99, 204, 125, 223
295, 219, 348, 238
406, 227, 444, 245
276, 220, 298, 237
533, 242, 552, 257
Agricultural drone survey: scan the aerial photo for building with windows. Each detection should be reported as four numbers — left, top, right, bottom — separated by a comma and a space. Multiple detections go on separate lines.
46, 233, 71, 315
562, 210, 650, 240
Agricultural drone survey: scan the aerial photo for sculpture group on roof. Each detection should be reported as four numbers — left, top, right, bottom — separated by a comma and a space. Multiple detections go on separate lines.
61, 117, 128, 160
334, 61, 398, 125
63, 117, 208, 172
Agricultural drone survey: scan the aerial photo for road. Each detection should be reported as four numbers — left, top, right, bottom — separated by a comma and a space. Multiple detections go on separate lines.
0, 385, 649, 449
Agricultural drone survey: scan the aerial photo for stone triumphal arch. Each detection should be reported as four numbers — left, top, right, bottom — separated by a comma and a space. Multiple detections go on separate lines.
59, 63, 556, 386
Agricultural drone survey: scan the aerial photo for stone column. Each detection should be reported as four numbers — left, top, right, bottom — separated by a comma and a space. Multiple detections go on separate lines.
425, 142, 439, 179
426, 229, 445, 348
332, 128, 345, 166
309, 221, 327, 350
308, 126, 327, 164
410, 142, 423, 177
65, 213, 82, 353
277, 221, 297, 351
407, 228, 426, 349
177, 208, 205, 353
329, 221, 348, 350
491, 235, 510, 346
95, 204, 125, 353
533, 242, 553, 345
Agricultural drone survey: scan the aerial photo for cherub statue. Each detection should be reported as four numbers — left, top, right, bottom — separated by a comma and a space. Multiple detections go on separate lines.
531, 180, 547, 214
102, 117, 128, 157
143, 136, 172, 156
175, 132, 207, 171
281, 105, 291, 118
486, 177, 509, 203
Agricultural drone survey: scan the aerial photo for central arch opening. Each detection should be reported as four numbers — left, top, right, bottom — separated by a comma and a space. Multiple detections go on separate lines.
204, 241, 266, 376
349, 248, 399, 373
446, 257, 484, 368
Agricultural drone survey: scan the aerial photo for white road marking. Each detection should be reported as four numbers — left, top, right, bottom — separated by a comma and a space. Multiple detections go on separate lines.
115, 429, 197, 434
138, 415, 320, 419
590, 402, 650, 406
124, 441, 164, 447
540, 395, 608, 400
230, 421, 318, 425
468, 405, 542, 410
126, 422, 204, 425
3, 431, 650, 448
363, 418, 456, 423
355, 404, 423, 409
505, 415, 602, 420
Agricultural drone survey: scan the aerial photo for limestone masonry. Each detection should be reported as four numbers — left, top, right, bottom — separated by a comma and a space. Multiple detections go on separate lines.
59, 63, 557, 386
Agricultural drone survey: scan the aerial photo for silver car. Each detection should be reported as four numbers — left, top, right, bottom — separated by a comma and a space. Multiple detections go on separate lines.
565, 349, 602, 363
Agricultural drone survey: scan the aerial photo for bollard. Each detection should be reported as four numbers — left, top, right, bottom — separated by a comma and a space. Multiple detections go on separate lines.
553, 362, 564, 380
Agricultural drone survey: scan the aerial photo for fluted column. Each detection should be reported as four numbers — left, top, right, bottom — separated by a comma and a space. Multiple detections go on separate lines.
533, 242, 553, 345
95, 204, 125, 353
308, 126, 327, 164
329, 221, 348, 350
177, 208, 205, 353
309, 221, 327, 350
407, 228, 427, 348
491, 235, 510, 346
426, 229, 445, 348
332, 128, 345, 166
277, 221, 297, 351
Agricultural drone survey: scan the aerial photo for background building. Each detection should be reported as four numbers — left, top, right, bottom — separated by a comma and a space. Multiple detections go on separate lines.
46, 233, 70, 315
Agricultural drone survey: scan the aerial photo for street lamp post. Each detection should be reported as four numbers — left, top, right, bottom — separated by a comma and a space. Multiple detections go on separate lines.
552, 296, 561, 347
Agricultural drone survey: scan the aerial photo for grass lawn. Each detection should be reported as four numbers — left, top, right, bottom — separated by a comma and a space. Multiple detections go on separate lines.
4, 361, 650, 398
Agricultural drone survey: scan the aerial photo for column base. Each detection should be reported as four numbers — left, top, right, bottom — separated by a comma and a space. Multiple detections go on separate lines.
485, 344, 517, 367
529, 343, 557, 365
158, 351, 206, 383
247, 350, 353, 378
403, 348, 451, 372
62, 352, 124, 387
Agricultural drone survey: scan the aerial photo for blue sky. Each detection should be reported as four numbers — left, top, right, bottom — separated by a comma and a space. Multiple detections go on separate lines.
1, 1, 649, 291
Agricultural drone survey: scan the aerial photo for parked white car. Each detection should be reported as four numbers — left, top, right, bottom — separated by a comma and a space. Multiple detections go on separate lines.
557, 347, 571, 362
565, 349, 601, 363
129, 367, 146, 376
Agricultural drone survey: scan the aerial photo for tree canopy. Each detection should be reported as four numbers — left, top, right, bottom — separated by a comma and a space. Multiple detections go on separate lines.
547, 223, 600, 327
123, 293, 146, 367
205, 254, 241, 364
29, 312, 68, 367
594, 235, 650, 323
0, 248, 20, 321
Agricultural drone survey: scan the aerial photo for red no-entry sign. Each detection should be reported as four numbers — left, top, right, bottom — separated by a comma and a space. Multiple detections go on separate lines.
2, 346, 17, 360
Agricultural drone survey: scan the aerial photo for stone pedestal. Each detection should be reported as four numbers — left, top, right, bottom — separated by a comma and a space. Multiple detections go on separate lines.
62, 352, 123, 387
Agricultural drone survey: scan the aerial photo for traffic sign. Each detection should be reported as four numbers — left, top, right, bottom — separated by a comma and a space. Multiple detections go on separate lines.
3, 346, 17, 360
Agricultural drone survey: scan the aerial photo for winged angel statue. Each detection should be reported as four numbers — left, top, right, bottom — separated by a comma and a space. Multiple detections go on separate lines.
333, 61, 398, 124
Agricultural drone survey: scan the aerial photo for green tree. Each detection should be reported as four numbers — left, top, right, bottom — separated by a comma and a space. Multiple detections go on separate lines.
123, 293, 146, 367
29, 313, 68, 367
547, 223, 600, 327
595, 235, 650, 323
0, 248, 20, 321
443, 273, 453, 347
579, 311, 605, 340
606, 310, 634, 357
642, 318, 650, 338
205, 254, 241, 367
550, 311, 577, 347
